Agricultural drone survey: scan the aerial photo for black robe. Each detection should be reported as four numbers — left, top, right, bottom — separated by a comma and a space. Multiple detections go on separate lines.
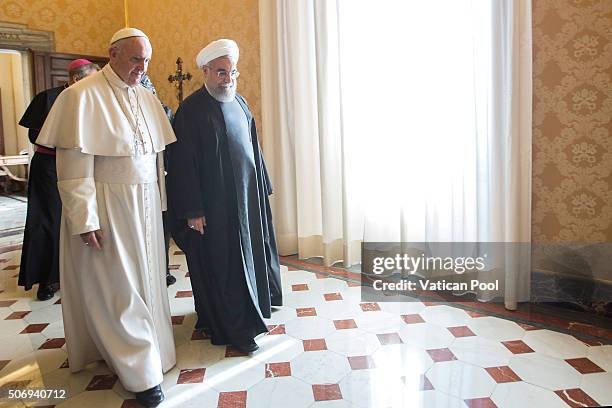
18, 86, 64, 290
167, 88, 282, 346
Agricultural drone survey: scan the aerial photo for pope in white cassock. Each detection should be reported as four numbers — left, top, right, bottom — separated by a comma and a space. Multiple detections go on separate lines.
36, 28, 176, 407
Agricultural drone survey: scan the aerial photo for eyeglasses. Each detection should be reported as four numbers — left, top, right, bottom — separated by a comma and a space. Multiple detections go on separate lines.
204, 66, 240, 80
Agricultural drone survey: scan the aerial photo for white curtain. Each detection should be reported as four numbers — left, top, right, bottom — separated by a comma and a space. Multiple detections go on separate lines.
259, 0, 532, 308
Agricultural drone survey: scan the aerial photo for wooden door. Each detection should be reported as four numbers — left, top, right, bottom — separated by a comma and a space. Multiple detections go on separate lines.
32, 51, 109, 94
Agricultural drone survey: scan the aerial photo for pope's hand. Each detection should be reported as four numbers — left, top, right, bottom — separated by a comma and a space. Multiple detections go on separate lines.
80, 229, 104, 250
187, 216, 206, 235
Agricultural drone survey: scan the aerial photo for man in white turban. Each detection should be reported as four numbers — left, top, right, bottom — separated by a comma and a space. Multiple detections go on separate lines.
167, 39, 282, 354
36, 27, 176, 407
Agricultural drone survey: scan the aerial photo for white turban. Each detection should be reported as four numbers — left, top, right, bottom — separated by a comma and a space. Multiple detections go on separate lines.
110, 27, 149, 45
196, 39, 239, 68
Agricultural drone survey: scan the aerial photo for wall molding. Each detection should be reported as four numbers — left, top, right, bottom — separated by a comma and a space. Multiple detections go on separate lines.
0, 21, 54, 52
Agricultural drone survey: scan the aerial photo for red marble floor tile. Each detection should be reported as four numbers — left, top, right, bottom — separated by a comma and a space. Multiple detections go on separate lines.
565, 357, 605, 374
447, 326, 476, 338
348, 355, 376, 370
312, 384, 342, 401
377, 333, 403, 345
292, 284, 309, 291
121, 400, 142, 408
225, 346, 248, 358
554, 389, 599, 408
0, 300, 17, 307
86, 374, 118, 391
464, 397, 498, 408
171, 315, 185, 325
168, 264, 180, 270
401, 314, 426, 324
422, 301, 439, 306
191, 329, 211, 341
267, 324, 286, 335
39, 338, 66, 349
218, 391, 247, 408
174, 250, 184, 255
265, 362, 292, 378
315, 273, 327, 279
324, 293, 343, 301
501, 340, 534, 354
3, 264, 19, 270
516, 322, 541, 331
287, 266, 299, 271
359, 302, 381, 312
5, 311, 30, 320
466, 311, 486, 318
177, 368, 205, 384
54, 298, 62, 305
296, 307, 317, 317
175, 290, 193, 298
347, 281, 361, 287
334, 319, 357, 330
0, 360, 9, 371
60, 359, 69, 368
574, 336, 604, 347
426, 348, 457, 362
303, 339, 327, 351
20, 323, 49, 334
485, 366, 522, 383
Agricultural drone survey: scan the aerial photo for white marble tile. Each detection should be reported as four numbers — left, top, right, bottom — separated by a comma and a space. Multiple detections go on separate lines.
339, 369, 410, 408
587, 345, 612, 373
41, 321, 65, 340
418, 305, 470, 327
251, 334, 304, 363
370, 344, 434, 377
466, 316, 526, 342
377, 300, 426, 315
307, 278, 349, 294
283, 291, 325, 309
163, 383, 219, 407
522, 329, 588, 359
309, 400, 354, 408
426, 360, 496, 399
204, 356, 265, 392
291, 350, 351, 384
399, 322, 456, 349
55, 390, 124, 408
0, 318, 28, 340
352, 311, 404, 335
23, 305, 63, 325
414, 390, 469, 408
284, 316, 336, 340
449, 336, 513, 368
491, 381, 569, 408
508, 352, 582, 391
325, 329, 381, 357
281, 270, 321, 285
175, 340, 226, 369
315, 301, 364, 321
264, 306, 298, 325
247, 376, 314, 408
579, 372, 612, 406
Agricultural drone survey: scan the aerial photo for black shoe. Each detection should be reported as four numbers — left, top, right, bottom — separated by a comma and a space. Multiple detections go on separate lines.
166, 272, 176, 287
233, 339, 259, 354
36, 284, 55, 301
135, 385, 164, 407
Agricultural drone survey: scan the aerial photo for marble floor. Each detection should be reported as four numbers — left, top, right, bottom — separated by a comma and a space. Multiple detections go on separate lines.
0, 243, 611, 408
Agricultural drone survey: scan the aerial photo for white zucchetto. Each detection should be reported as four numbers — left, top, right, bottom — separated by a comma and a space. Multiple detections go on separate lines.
110, 27, 149, 45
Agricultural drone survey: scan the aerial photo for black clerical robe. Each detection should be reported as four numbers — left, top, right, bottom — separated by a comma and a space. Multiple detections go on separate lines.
18, 86, 64, 290
167, 88, 282, 346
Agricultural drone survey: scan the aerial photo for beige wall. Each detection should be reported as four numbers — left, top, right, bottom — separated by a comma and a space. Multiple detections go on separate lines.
0, 0, 123, 56
532, 0, 612, 243
130, 0, 262, 127
0, 52, 27, 156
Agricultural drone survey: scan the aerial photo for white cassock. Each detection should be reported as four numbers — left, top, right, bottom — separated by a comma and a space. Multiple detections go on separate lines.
37, 64, 177, 392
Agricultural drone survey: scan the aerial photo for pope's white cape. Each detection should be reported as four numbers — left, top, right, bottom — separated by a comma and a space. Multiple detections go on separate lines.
39, 63, 177, 392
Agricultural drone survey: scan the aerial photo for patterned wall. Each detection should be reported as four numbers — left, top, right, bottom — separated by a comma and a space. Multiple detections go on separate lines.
130, 0, 262, 127
0, 0, 123, 56
532, 0, 612, 243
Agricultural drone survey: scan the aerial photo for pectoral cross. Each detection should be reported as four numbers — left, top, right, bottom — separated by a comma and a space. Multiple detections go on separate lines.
168, 57, 192, 104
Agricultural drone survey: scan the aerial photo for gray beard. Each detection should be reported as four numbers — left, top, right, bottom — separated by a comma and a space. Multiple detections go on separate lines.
205, 83, 236, 103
